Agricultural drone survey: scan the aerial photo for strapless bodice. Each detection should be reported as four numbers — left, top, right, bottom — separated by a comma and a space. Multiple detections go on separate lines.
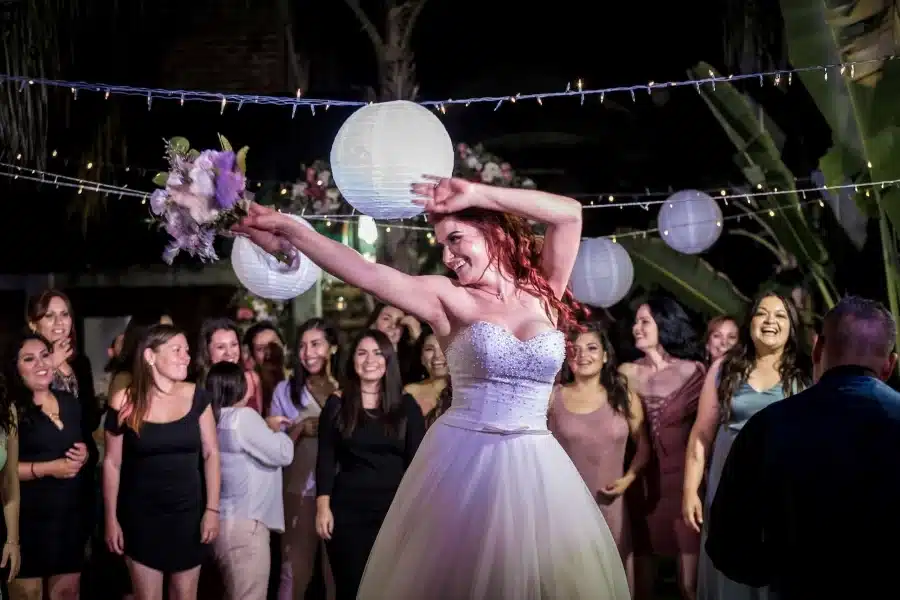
440, 321, 566, 433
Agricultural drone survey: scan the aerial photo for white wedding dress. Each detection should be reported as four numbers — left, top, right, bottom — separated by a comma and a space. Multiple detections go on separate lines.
357, 321, 630, 599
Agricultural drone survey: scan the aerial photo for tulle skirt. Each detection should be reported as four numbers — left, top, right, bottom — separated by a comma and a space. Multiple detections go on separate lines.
357, 419, 631, 600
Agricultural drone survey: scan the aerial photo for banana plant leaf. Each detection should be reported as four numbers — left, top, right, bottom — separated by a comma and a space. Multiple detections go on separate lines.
779, 0, 900, 233
688, 62, 829, 267
617, 235, 750, 317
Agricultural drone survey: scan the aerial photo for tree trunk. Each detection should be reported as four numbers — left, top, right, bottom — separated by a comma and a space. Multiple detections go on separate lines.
343, 0, 428, 275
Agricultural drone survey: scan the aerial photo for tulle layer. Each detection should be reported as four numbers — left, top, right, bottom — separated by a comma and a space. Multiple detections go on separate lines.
357, 420, 631, 600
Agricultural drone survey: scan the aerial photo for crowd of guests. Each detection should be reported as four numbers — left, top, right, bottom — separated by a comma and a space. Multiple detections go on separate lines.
0, 287, 896, 600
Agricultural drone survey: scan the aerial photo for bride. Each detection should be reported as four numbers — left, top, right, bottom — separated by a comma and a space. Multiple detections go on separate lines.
234, 177, 630, 599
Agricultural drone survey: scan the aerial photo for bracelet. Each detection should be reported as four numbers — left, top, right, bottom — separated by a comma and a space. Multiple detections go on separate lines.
205, 507, 220, 514
5, 540, 17, 546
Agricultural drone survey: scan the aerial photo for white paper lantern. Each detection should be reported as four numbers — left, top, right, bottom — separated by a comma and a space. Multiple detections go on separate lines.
568, 238, 634, 308
231, 214, 321, 301
330, 100, 455, 219
658, 190, 723, 254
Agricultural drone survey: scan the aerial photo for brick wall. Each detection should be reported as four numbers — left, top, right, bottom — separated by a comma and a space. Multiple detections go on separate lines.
160, 3, 288, 94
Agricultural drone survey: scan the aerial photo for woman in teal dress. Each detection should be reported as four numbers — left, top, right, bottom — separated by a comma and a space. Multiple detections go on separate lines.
682, 292, 811, 600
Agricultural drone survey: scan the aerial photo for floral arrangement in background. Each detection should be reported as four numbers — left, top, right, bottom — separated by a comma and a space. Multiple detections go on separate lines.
454, 143, 536, 189
148, 135, 251, 264
231, 288, 288, 326
277, 144, 536, 216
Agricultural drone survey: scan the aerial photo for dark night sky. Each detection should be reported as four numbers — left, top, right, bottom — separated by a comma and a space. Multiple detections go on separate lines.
0, 0, 834, 297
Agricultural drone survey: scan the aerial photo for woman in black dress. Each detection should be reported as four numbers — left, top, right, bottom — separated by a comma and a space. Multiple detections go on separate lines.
315, 330, 426, 600
103, 324, 221, 600
4, 332, 90, 600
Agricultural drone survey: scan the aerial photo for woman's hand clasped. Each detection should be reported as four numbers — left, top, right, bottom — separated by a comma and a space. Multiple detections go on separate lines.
410, 176, 486, 215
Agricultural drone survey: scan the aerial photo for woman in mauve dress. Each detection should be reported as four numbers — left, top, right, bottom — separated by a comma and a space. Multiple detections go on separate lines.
620, 296, 706, 600
549, 324, 651, 595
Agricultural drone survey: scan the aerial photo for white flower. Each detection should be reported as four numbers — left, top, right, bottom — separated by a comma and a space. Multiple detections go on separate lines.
319, 170, 332, 186
167, 172, 183, 187
188, 166, 216, 198
194, 151, 215, 172
252, 299, 267, 312
256, 311, 271, 322
481, 162, 501, 183
522, 178, 536, 188
465, 156, 479, 169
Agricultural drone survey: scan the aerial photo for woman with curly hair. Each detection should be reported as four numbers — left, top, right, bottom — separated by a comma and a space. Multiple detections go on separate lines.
234, 176, 630, 598
683, 292, 810, 600
549, 323, 651, 593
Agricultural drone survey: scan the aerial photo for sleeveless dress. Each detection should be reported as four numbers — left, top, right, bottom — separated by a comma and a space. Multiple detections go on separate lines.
697, 382, 786, 600
357, 321, 630, 599
105, 388, 210, 572
548, 393, 632, 570
18, 392, 90, 578
628, 361, 706, 557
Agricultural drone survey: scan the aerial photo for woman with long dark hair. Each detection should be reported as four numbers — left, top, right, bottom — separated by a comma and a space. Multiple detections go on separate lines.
314, 330, 424, 600
684, 292, 810, 600
549, 323, 650, 593
403, 326, 449, 422
243, 322, 285, 416
6, 332, 89, 600
365, 303, 422, 383
234, 177, 631, 597
620, 295, 706, 600
205, 361, 293, 600
103, 324, 220, 600
270, 318, 340, 599
194, 318, 263, 413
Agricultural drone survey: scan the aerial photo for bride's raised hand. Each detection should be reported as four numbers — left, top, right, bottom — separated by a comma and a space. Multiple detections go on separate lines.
411, 176, 485, 214
231, 204, 295, 255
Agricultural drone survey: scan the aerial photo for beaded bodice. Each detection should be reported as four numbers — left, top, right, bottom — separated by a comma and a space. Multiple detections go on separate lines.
440, 321, 566, 433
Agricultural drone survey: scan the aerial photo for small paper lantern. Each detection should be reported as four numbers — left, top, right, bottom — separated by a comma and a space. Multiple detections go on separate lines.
231, 214, 321, 301
658, 190, 723, 254
568, 238, 634, 308
330, 100, 454, 219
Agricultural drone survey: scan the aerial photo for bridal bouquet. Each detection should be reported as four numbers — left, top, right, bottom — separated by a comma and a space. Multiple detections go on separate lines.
148, 135, 251, 264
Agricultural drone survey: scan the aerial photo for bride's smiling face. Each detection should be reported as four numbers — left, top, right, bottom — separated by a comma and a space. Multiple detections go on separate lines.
435, 217, 492, 285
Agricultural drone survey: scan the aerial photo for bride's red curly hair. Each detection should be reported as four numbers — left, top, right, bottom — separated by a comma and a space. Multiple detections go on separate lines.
434, 207, 588, 337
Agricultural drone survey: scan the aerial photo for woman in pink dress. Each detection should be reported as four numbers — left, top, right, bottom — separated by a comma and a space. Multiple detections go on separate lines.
548, 323, 650, 595
620, 297, 706, 600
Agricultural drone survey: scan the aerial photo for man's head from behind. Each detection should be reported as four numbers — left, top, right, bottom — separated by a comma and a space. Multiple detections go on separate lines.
813, 296, 897, 382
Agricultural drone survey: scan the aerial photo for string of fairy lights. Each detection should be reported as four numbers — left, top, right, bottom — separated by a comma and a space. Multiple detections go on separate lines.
0, 54, 892, 115
2, 151, 828, 202
0, 164, 890, 244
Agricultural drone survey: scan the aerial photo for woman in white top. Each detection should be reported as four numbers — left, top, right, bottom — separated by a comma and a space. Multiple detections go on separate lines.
270, 318, 340, 600
205, 361, 293, 600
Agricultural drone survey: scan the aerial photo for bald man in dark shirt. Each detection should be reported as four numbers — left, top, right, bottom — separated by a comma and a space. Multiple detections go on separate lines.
705, 296, 900, 600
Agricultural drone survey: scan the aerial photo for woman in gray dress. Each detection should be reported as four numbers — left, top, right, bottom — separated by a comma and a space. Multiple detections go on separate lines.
682, 292, 811, 600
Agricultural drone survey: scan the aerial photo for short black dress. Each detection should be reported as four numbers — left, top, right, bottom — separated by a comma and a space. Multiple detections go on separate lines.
105, 387, 210, 573
18, 391, 90, 578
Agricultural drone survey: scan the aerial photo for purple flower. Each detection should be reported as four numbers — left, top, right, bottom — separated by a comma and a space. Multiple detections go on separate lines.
149, 189, 168, 216
215, 170, 245, 209
213, 151, 235, 172
162, 242, 181, 265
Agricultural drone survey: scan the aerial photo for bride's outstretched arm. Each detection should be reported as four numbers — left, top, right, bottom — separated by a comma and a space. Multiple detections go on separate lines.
234, 205, 452, 332
478, 185, 582, 299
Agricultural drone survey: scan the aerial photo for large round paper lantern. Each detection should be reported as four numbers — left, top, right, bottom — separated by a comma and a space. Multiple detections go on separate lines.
658, 190, 723, 254
231, 214, 321, 301
568, 238, 634, 308
330, 100, 454, 219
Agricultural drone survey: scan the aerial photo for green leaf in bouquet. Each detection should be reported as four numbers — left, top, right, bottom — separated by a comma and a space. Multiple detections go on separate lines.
169, 137, 190, 154
236, 146, 249, 174
187, 149, 200, 161
218, 134, 233, 152
152, 172, 169, 187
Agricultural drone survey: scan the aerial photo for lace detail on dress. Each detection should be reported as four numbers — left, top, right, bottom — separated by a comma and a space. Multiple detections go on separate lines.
440, 321, 565, 433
